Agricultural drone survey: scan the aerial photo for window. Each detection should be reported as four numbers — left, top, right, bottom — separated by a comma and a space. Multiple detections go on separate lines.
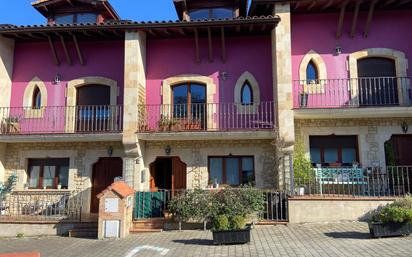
306, 61, 318, 83
189, 7, 234, 20
27, 158, 70, 189
309, 136, 359, 167
32, 86, 41, 109
240, 81, 253, 105
172, 82, 206, 121
55, 13, 97, 24
208, 156, 254, 186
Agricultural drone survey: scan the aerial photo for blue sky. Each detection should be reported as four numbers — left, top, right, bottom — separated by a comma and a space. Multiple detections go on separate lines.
0, 0, 179, 25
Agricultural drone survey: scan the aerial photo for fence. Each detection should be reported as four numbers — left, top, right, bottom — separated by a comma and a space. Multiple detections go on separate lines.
293, 166, 412, 197
0, 190, 82, 222
0, 105, 123, 135
133, 189, 289, 222
293, 77, 411, 108
137, 102, 275, 132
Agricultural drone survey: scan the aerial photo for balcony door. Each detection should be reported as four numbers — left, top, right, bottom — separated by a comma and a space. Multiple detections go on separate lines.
357, 57, 398, 106
172, 83, 206, 129
76, 85, 111, 132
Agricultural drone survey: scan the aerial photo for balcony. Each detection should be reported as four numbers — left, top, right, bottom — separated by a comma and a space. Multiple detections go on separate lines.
0, 105, 123, 137
136, 102, 275, 139
293, 77, 412, 118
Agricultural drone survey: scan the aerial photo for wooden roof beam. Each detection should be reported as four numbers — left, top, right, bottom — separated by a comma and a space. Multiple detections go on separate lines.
70, 33, 84, 65
364, 0, 378, 38
66, 0, 74, 6
336, 1, 348, 39
194, 28, 200, 63
220, 27, 226, 63
382, 0, 396, 6
398, 0, 412, 6
47, 35, 60, 66
322, 0, 335, 10
350, 0, 362, 38
57, 33, 72, 65
308, 0, 317, 10
207, 27, 213, 63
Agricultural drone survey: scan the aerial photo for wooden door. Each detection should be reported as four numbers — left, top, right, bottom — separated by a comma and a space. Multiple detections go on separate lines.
90, 157, 123, 213
389, 135, 412, 165
149, 162, 157, 192
172, 157, 187, 191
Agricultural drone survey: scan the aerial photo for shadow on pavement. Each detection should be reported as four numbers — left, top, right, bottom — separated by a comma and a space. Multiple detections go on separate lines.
324, 231, 371, 240
172, 239, 213, 245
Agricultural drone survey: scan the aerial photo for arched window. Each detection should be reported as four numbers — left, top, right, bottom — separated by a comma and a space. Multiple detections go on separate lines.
240, 81, 253, 105
32, 86, 41, 109
306, 61, 318, 83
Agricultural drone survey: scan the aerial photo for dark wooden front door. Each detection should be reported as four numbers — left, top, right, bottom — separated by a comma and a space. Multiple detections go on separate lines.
386, 135, 412, 166
357, 57, 398, 106
90, 157, 123, 213
149, 157, 187, 192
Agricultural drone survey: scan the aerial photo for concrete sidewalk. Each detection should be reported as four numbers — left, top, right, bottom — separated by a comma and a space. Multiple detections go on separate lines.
0, 222, 411, 257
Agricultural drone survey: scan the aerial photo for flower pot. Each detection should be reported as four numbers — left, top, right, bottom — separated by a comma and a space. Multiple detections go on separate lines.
369, 222, 412, 238
212, 227, 251, 245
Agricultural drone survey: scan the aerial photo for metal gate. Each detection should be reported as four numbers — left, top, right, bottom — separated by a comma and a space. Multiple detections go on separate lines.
133, 191, 168, 219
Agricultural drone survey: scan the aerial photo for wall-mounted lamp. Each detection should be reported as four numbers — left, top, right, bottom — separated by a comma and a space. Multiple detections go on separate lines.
335, 45, 342, 56
53, 74, 61, 85
107, 146, 113, 157
165, 145, 171, 155
401, 121, 409, 134
219, 71, 228, 81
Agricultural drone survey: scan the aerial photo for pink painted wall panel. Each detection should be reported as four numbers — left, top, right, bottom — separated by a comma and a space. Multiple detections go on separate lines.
11, 40, 124, 108
291, 10, 412, 108
146, 36, 273, 105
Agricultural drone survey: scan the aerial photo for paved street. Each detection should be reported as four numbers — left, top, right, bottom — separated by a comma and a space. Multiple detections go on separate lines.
0, 222, 411, 257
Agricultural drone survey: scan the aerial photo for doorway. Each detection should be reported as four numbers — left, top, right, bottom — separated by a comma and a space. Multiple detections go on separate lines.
357, 57, 398, 106
149, 157, 187, 192
90, 157, 123, 213
385, 135, 412, 166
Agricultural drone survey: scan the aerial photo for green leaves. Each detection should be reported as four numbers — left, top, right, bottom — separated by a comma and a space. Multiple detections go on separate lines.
372, 195, 412, 224
0, 173, 17, 198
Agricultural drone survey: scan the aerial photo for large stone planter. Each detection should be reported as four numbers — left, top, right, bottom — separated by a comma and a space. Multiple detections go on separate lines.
212, 227, 251, 245
369, 222, 412, 238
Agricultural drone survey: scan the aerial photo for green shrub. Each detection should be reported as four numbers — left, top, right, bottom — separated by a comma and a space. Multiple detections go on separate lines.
231, 215, 246, 230
293, 142, 314, 186
213, 215, 229, 231
372, 196, 412, 224
16, 233, 24, 238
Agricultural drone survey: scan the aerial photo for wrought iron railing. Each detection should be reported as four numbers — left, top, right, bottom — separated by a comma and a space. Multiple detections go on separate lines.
0, 190, 82, 221
293, 77, 411, 108
292, 166, 412, 197
0, 105, 123, 135
137, 102, 275, 132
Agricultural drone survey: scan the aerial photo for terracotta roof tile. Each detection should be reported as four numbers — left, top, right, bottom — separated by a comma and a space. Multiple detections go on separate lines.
97, 180, 134, 199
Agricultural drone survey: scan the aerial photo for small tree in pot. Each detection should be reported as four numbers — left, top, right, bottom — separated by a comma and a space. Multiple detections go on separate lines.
293, 142, 314, 195
0, 173, 17, 215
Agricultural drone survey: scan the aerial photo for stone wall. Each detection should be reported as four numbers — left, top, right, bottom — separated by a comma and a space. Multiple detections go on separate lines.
137, 139, 278, 190
295, 117, 412, 167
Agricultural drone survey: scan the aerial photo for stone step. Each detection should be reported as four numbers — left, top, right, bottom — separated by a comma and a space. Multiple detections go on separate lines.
68, 228, 98, 238
129, 228, 162, 233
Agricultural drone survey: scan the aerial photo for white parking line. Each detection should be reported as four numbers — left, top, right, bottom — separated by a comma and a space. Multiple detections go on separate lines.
125, 245, 169, 257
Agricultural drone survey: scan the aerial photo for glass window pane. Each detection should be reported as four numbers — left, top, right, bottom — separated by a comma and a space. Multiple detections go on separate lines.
310, 148, 321, 164
190, 84, 206, 104
43, 166, 56, 188
241, 83, 253, 105
324, 148, 338, 163
189, 9, 210, 20
306, 62, 318, 82
173, 84, 188, 118
58, 166, 69, 189
77, 13, 97, 23
29, 166, 40, 188
209, 158, 223, 185
212, 8, 234, 19
342, 148, 356, 164
55, 14, 74, 24
226, 158, 240, 185
241, 157, 254, 184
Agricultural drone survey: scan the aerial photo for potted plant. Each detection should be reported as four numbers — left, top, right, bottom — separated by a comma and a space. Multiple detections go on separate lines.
369, 196, 412, 238
2, 116, 21, 134
0, 174, 17, 215
212, 215, 250, 245
293, 142, 314, 195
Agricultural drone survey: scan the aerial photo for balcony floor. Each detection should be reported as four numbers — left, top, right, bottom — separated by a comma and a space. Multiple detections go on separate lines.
136, 130, 277, 141
294, 106, 412, 119
0, 133, 122, 143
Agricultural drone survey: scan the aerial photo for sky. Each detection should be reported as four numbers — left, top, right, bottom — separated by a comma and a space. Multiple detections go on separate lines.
0, 0, 179, 25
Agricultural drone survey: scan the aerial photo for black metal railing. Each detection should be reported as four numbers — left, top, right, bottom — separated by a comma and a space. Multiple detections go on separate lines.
293, 77, 411, 108
292, 166, 412, 197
